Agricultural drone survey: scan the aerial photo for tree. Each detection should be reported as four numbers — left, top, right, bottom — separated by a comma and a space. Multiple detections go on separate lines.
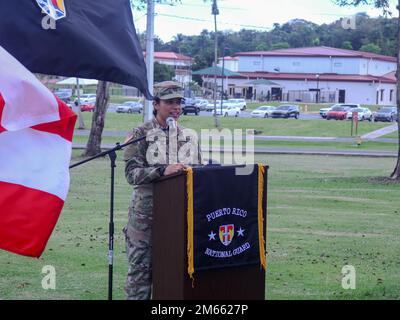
83, 81, 110, 156
342, 40, 353, 49
359, 43, 382, 53
271, 42, 290, 49
154, 61, 175, 82
335, 0, 400, 180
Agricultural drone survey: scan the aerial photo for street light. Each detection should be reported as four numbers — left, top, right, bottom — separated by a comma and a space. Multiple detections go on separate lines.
316, 74, 320, 104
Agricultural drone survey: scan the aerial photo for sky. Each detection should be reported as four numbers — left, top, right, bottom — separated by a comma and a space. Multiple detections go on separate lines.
132, 0, 398, 42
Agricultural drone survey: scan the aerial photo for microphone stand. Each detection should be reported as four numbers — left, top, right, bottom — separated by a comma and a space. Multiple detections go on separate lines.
69, 133, 151, 300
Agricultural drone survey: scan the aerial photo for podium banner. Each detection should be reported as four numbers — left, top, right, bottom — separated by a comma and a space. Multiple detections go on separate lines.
186, 165, 266, 277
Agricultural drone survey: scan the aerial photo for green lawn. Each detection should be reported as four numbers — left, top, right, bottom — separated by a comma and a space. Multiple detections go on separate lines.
0, 153, 399, 299
76, 113, 393, 138
72, 135, 398, 152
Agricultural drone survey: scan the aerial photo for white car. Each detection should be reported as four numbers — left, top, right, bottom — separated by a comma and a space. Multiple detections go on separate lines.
76, 94, 97, 104
194, 98, 209, 111
206, 100, 232, 111
251, 106, 276, 118
228, 98, 247, 110
346, 107, 373, 121
213, 105, 241, 117
319, 107, 332, 118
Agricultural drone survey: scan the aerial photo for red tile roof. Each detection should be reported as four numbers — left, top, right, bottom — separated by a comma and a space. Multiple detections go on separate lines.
224, 71, 396, 84
235, 46, 396, 63
152, 51, 192, 61
381, 71, 396, 82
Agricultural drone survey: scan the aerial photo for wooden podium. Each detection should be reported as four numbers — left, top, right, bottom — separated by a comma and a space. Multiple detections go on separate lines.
152, 167, 267, 300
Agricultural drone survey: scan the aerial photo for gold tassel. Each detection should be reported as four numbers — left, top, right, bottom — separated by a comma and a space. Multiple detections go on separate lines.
257, 164, 267, 270
186, 167, 195, 282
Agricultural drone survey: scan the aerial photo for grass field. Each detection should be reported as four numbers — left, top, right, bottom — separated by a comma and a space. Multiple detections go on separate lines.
75, 113, 394, 138
0, 153, 399, 300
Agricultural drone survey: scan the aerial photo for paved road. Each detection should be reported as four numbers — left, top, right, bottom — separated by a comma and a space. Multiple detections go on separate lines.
74, 129, 398, 144
72, 142, 397, 157
107, 104, 321, 120
361, 124, 398, 140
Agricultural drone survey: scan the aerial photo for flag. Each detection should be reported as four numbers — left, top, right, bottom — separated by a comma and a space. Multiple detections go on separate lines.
0, 46, 77, 257
186, 165, 267, 278
0, 0, 151, 98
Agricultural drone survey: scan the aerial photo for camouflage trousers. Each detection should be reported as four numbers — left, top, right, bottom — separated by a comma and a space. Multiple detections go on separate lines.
123, 207, 153, 300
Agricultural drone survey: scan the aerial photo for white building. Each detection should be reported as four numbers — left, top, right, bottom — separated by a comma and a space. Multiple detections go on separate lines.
203, 46, 396, 105
153, 52, 193, 85
217, 56, 239, 72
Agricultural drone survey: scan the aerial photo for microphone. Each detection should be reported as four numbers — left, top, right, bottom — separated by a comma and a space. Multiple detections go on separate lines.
166, 117, 177, 130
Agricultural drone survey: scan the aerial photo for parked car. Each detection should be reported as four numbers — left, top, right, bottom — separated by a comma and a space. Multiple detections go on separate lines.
340, 103, 361, 109
319, 106, 332, 118
194, 98, 209, 111
321, 103, 360, 118
251, 106, 276, 118
80, 103, 95, 112
326, 105, 350, 120
54, 89, 72, 103
205, 100, 229, 112
213, 105, 241, 117
116, 101, 142, 113
373, 106, 398, 122
346, 107, 373, 121
76, 94, 97, 104
227, 98, 247, 110
271, 105, 300, 119
182, 98, 200, 115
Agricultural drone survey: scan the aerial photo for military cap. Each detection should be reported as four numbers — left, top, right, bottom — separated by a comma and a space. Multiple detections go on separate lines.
153, 81, 184, 100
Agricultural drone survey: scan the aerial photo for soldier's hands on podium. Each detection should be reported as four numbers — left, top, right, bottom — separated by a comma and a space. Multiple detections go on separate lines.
164, 163, 188, 176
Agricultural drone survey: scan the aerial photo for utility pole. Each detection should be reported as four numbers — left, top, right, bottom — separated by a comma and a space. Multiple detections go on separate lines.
144, 0, 155, 122
76, 77, 85, 129
212, 0, 221, 129
220, 49, 225, 115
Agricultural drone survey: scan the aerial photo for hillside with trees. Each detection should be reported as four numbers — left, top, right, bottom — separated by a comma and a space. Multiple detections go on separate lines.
138, 13, 397, 77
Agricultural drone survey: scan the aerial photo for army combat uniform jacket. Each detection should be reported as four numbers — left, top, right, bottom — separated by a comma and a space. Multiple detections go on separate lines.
122, 118, 202, 299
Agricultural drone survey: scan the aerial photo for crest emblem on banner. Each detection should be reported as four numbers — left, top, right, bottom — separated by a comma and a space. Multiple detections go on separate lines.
219, 224, 234, 246
35, 0, 67, 20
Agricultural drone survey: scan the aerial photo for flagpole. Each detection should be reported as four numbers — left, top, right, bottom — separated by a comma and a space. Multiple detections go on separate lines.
144, 0, 155, 122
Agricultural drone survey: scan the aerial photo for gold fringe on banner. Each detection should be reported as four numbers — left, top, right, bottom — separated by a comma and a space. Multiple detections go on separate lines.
257, 164, 267, 270
186, 167, 195, 282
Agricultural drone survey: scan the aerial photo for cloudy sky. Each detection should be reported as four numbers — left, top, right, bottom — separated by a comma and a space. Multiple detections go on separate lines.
132, 0, 398, 42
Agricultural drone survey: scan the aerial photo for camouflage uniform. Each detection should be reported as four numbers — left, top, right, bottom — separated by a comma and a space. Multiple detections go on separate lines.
123, 82, 202, 300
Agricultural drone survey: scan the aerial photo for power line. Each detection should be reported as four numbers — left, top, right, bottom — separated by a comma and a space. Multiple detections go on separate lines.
156, 13, 273, 31
158, 1, 243, 11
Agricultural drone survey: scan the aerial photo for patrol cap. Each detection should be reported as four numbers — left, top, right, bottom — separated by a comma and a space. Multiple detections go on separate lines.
153, 81, 184, 100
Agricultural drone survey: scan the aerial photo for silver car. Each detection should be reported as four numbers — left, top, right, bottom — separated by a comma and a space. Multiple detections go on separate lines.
116, 101, 143, 113
251, 106, 276, 118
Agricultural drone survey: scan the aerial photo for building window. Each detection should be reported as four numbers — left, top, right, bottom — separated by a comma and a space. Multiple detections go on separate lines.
390, 89, 394, 102
334, 62, 342, 68
380, 89, 384, 101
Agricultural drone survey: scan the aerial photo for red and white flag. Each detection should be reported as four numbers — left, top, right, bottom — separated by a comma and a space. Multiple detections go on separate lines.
0, 46, 77, 257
